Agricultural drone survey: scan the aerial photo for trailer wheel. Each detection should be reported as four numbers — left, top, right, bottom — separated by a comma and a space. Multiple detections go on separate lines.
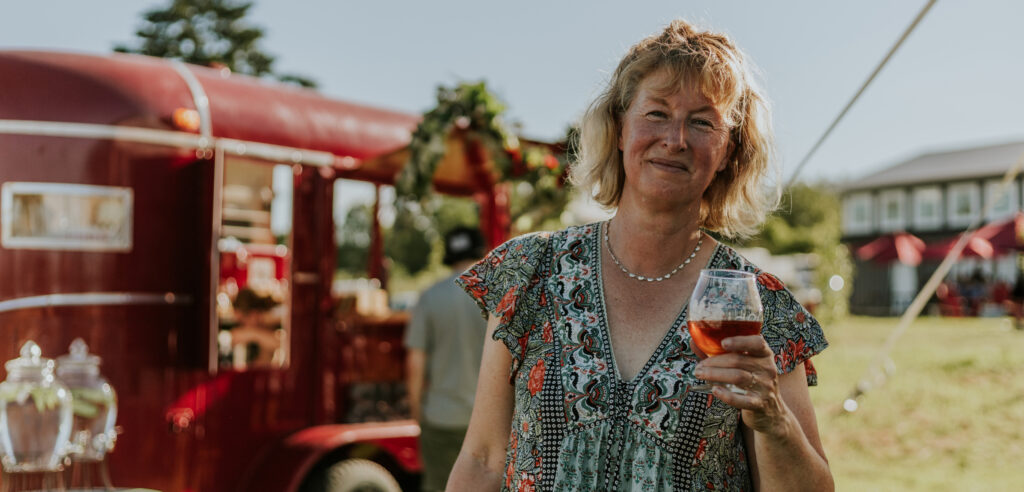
324, 458, 402, 492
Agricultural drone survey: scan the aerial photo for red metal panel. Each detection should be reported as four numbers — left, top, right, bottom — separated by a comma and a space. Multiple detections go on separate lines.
192, 67, 419, 161
0, 51, 191, 126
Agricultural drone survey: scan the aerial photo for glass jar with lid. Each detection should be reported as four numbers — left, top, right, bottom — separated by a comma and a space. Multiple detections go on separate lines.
0, 341, 73, 472
56, 338, 118, 462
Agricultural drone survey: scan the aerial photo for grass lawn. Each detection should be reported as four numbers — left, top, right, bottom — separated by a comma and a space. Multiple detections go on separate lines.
811, 316, 1024, 491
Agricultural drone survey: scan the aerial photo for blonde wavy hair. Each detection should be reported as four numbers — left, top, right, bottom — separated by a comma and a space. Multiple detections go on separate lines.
570, 19, 780, 238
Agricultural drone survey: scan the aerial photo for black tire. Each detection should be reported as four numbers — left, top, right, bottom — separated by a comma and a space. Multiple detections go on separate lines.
324, 458, 402, 492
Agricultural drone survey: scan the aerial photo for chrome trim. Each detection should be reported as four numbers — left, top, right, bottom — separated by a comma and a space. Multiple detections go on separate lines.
218, 138, 335, 167
0, 120, 344, 168
171, 60, 213, 144
0, 120, 201, 148
0, 292, 193, 314
209, 144, 226, 374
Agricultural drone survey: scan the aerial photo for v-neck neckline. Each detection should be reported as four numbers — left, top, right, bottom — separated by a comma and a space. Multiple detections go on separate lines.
592, 221, 722, 385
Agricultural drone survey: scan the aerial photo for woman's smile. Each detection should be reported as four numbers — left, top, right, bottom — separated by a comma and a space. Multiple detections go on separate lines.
647, 157, 691, 173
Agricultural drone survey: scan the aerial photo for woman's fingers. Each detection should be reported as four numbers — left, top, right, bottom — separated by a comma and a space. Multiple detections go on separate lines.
720, 335, 772, 356
693, 335, 772, 384
711, 384, 761, 406
693, 365, 759, 389
694, 348, 771, 374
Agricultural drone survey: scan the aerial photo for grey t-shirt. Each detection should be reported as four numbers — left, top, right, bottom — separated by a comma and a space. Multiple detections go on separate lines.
404, 272, 487, 428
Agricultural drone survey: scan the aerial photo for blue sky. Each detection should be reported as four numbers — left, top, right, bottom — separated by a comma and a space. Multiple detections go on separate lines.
3, 0, 1023, 185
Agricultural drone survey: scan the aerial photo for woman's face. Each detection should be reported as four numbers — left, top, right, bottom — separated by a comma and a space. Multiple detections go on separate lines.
618, 70, 734, 211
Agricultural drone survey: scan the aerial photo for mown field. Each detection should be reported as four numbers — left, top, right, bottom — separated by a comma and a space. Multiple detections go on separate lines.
810, 316, 1024, 491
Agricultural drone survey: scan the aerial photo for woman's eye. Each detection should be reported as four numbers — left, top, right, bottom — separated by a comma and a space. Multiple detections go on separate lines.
692, 118, 714, 128
645, 111, 667, 119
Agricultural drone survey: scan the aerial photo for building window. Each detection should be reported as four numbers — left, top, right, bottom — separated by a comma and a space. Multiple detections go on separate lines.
985, 178, 1018, 221
842, 192, 873, 235
912, 186, 942, 231
947, 182, 980, 228
877, 189, 906, 232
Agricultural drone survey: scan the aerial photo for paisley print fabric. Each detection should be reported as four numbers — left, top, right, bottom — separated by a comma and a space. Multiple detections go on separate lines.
456, 223, 828, 491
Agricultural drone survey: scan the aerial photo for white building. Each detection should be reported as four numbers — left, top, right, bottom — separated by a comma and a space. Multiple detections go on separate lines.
840, 141, 1024, 315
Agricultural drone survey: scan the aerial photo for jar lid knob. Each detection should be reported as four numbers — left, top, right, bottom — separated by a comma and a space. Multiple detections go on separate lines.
69, 338, 89, 358
5, 340, 53, 375
19, 341, 42, 361
56, 338, 101, 375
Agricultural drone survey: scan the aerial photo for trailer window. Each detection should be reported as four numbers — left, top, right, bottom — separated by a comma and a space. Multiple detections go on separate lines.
215, 160, 292, 370
1, 182, 132, 251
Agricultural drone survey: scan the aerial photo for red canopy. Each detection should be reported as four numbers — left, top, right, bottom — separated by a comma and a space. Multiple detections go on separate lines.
921, 212, 1024, 261
922, 234, 995, 260
974, 212, 1024, 252
856, 232, 926, 266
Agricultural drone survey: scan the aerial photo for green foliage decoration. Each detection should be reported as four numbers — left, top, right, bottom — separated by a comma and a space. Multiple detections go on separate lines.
395, 82, 570, 230
338, 84, 575, 278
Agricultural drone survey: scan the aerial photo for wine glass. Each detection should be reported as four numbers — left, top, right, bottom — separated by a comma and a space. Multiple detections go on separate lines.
687, 269, 764, 394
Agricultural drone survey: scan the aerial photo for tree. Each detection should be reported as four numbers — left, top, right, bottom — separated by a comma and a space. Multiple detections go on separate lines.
384, 205, 433, 277
742, 183, 852, 323
335, 196, 479, 278
115, 0, 316, 87
335, 204, 372, 276
431, 196, 481, 237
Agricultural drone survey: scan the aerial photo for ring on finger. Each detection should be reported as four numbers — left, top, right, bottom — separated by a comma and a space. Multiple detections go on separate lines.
745, 371, 757, 390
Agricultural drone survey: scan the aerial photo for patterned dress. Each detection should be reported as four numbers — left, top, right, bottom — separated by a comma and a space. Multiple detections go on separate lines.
456, 223, 828, 491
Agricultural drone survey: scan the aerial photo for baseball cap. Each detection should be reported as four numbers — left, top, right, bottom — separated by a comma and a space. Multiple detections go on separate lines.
443, 226, 484, 265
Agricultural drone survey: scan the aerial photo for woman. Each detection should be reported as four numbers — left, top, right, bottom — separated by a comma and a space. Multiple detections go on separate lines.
449, 19, 832, 491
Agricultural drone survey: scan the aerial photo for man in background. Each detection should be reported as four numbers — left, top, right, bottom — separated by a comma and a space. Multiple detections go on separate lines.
404, 226, 487, 492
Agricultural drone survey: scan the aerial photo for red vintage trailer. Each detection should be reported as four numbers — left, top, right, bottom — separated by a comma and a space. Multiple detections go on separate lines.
0, 50, 509, 491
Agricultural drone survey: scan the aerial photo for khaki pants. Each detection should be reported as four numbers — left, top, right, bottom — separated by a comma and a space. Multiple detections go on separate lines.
419, 422, 468, 492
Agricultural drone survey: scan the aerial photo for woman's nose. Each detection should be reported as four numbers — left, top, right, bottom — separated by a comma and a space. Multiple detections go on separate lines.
662, 120, 688, 151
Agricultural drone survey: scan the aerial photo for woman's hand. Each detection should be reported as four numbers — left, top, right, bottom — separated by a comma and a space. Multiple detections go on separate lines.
696, 337, 833, 491
693, 335, 789, 436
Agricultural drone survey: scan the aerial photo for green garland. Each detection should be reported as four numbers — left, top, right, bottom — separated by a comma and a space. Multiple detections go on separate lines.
396, 82, 570, 226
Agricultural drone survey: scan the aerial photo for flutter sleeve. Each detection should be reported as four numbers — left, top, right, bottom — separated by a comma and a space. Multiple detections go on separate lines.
754, 272, 829, 386
455, 232, 550, 379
